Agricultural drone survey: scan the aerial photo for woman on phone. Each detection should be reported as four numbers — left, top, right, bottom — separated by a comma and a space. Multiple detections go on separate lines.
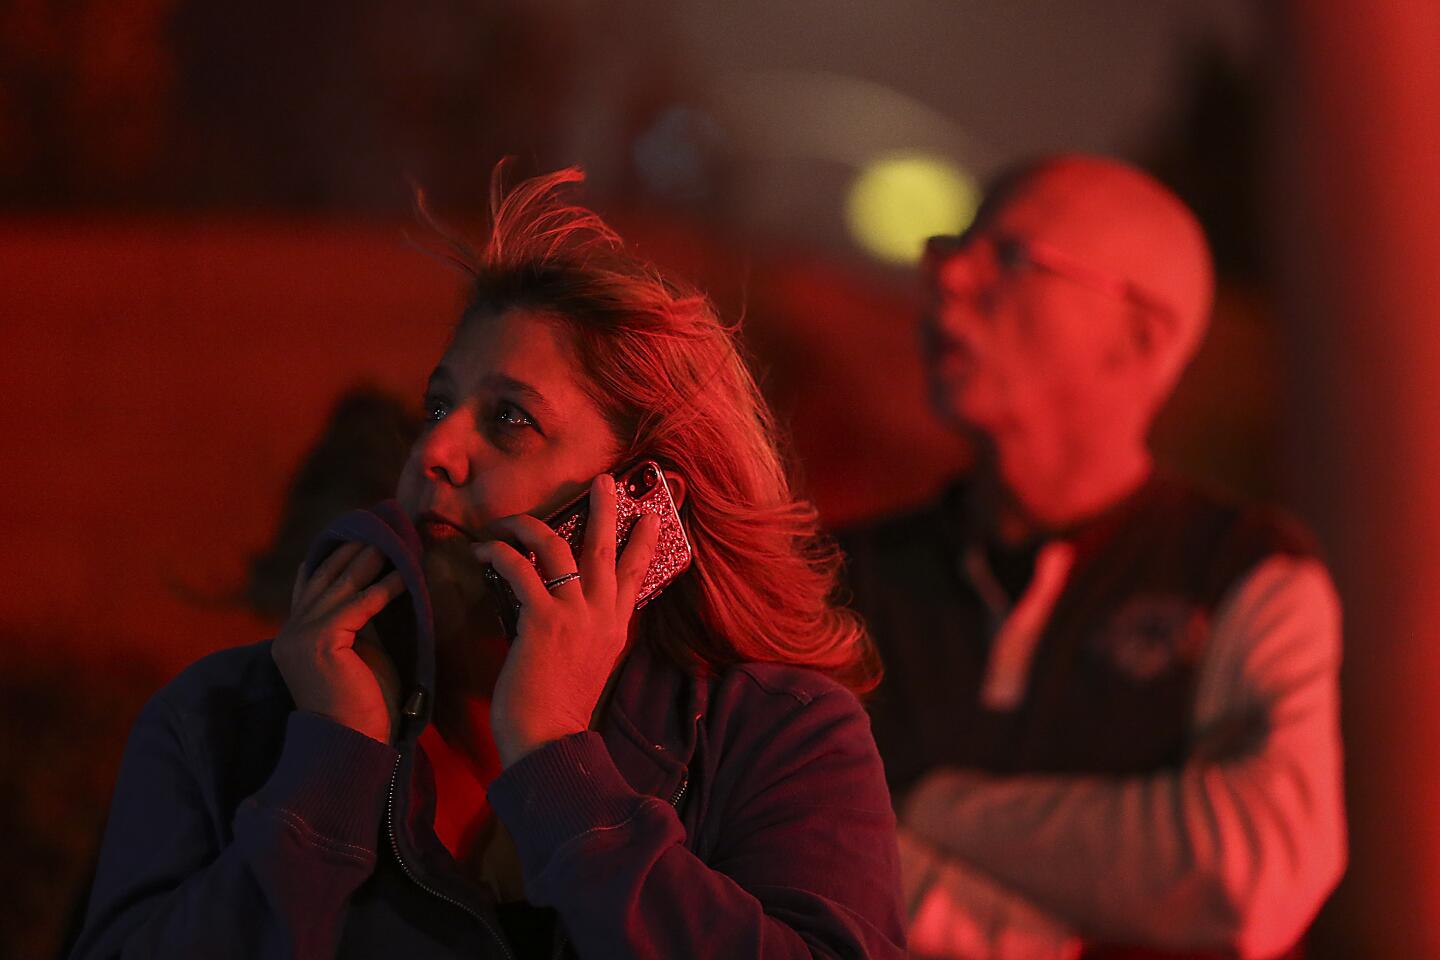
72, 169, 905, 959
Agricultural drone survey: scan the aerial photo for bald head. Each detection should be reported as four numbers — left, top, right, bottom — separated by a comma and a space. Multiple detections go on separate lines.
981, 155, 1214, 381
922, 153, 1219, 478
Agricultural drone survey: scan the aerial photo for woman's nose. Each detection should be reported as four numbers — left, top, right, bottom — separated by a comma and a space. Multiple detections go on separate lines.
417, 408, 474, 488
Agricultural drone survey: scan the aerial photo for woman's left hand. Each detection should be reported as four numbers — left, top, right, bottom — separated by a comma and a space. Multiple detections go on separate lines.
475, 474, 662, 767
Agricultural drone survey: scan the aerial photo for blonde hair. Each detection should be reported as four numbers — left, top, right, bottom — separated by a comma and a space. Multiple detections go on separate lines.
420, 167, 879, 694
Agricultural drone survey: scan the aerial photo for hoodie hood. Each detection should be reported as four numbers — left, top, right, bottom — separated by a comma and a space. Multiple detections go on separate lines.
302, 499, 437, 741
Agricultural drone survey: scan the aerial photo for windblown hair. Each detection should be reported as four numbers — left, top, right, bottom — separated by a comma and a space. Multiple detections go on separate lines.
418, 167, 879, 695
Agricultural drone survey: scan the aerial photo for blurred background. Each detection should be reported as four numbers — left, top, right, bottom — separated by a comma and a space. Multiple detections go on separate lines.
2, 1, 1437, 956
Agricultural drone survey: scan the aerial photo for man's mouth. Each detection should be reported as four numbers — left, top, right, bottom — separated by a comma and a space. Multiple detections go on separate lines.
928, 333, 980, 374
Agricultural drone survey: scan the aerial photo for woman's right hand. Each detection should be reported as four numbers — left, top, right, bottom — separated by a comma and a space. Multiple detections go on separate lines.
272, 542, 407, 744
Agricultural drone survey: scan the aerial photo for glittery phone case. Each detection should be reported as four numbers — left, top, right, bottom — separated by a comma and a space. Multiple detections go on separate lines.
486, 460, 693, 637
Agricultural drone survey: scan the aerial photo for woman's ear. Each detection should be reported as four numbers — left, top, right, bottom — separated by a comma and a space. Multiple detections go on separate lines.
663, 469, 688, 510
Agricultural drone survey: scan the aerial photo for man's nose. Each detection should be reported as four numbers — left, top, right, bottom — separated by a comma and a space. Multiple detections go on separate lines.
932, 251, 1006, 323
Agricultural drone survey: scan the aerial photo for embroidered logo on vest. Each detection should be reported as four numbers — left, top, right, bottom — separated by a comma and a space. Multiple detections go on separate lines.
1093, 595, 1209, 682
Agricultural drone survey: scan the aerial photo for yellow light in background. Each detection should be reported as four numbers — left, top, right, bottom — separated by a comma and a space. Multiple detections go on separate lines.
845, 154, 979, 265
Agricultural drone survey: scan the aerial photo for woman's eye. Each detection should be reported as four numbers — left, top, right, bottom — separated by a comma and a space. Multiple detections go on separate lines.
495, 402, 535, 430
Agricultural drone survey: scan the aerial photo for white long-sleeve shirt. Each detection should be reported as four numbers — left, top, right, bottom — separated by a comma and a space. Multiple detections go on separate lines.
900, 553, 1346, 959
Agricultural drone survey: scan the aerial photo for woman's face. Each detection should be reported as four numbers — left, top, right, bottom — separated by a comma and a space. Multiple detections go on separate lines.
397, 308, 621, 546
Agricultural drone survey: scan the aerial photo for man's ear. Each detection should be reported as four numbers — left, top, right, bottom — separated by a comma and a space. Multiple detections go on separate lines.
1105, 303, 1168, 373
1128, 303, 1171, 361
663, 469, 688, 510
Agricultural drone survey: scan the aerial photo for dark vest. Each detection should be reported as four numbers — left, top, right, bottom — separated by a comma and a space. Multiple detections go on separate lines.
839, 473, 1316, 958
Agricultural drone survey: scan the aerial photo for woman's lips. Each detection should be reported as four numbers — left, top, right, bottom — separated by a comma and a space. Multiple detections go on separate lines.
415, 512, 474, 541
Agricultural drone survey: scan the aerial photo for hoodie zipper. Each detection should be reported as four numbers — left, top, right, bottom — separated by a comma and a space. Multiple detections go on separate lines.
386, 755, 516, 960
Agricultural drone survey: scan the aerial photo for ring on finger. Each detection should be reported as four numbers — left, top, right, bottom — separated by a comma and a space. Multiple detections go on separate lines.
543, 572, 581, 592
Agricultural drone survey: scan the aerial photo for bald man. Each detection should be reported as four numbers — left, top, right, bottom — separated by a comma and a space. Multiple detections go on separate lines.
839, 156, 1345, 960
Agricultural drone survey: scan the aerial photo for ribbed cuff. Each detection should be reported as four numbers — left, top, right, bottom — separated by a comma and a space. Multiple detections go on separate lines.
252, 711, 400, 851
487, 731, 643, 861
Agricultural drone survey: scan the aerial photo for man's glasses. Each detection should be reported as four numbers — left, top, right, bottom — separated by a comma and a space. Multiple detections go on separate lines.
923, 232, 1177, 322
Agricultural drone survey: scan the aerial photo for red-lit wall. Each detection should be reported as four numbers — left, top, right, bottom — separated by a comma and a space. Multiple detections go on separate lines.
2, 222, 462, 668
1271, 2, 1440, 957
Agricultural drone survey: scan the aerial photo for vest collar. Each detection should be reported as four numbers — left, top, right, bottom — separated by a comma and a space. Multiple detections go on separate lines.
940, 468, 1175, 564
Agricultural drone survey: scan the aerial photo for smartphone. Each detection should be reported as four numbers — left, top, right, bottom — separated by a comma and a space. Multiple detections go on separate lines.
485, 460, 693, 638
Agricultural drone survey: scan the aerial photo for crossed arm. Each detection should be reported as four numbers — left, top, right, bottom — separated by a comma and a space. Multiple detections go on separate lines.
899, 555, 1347, 959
